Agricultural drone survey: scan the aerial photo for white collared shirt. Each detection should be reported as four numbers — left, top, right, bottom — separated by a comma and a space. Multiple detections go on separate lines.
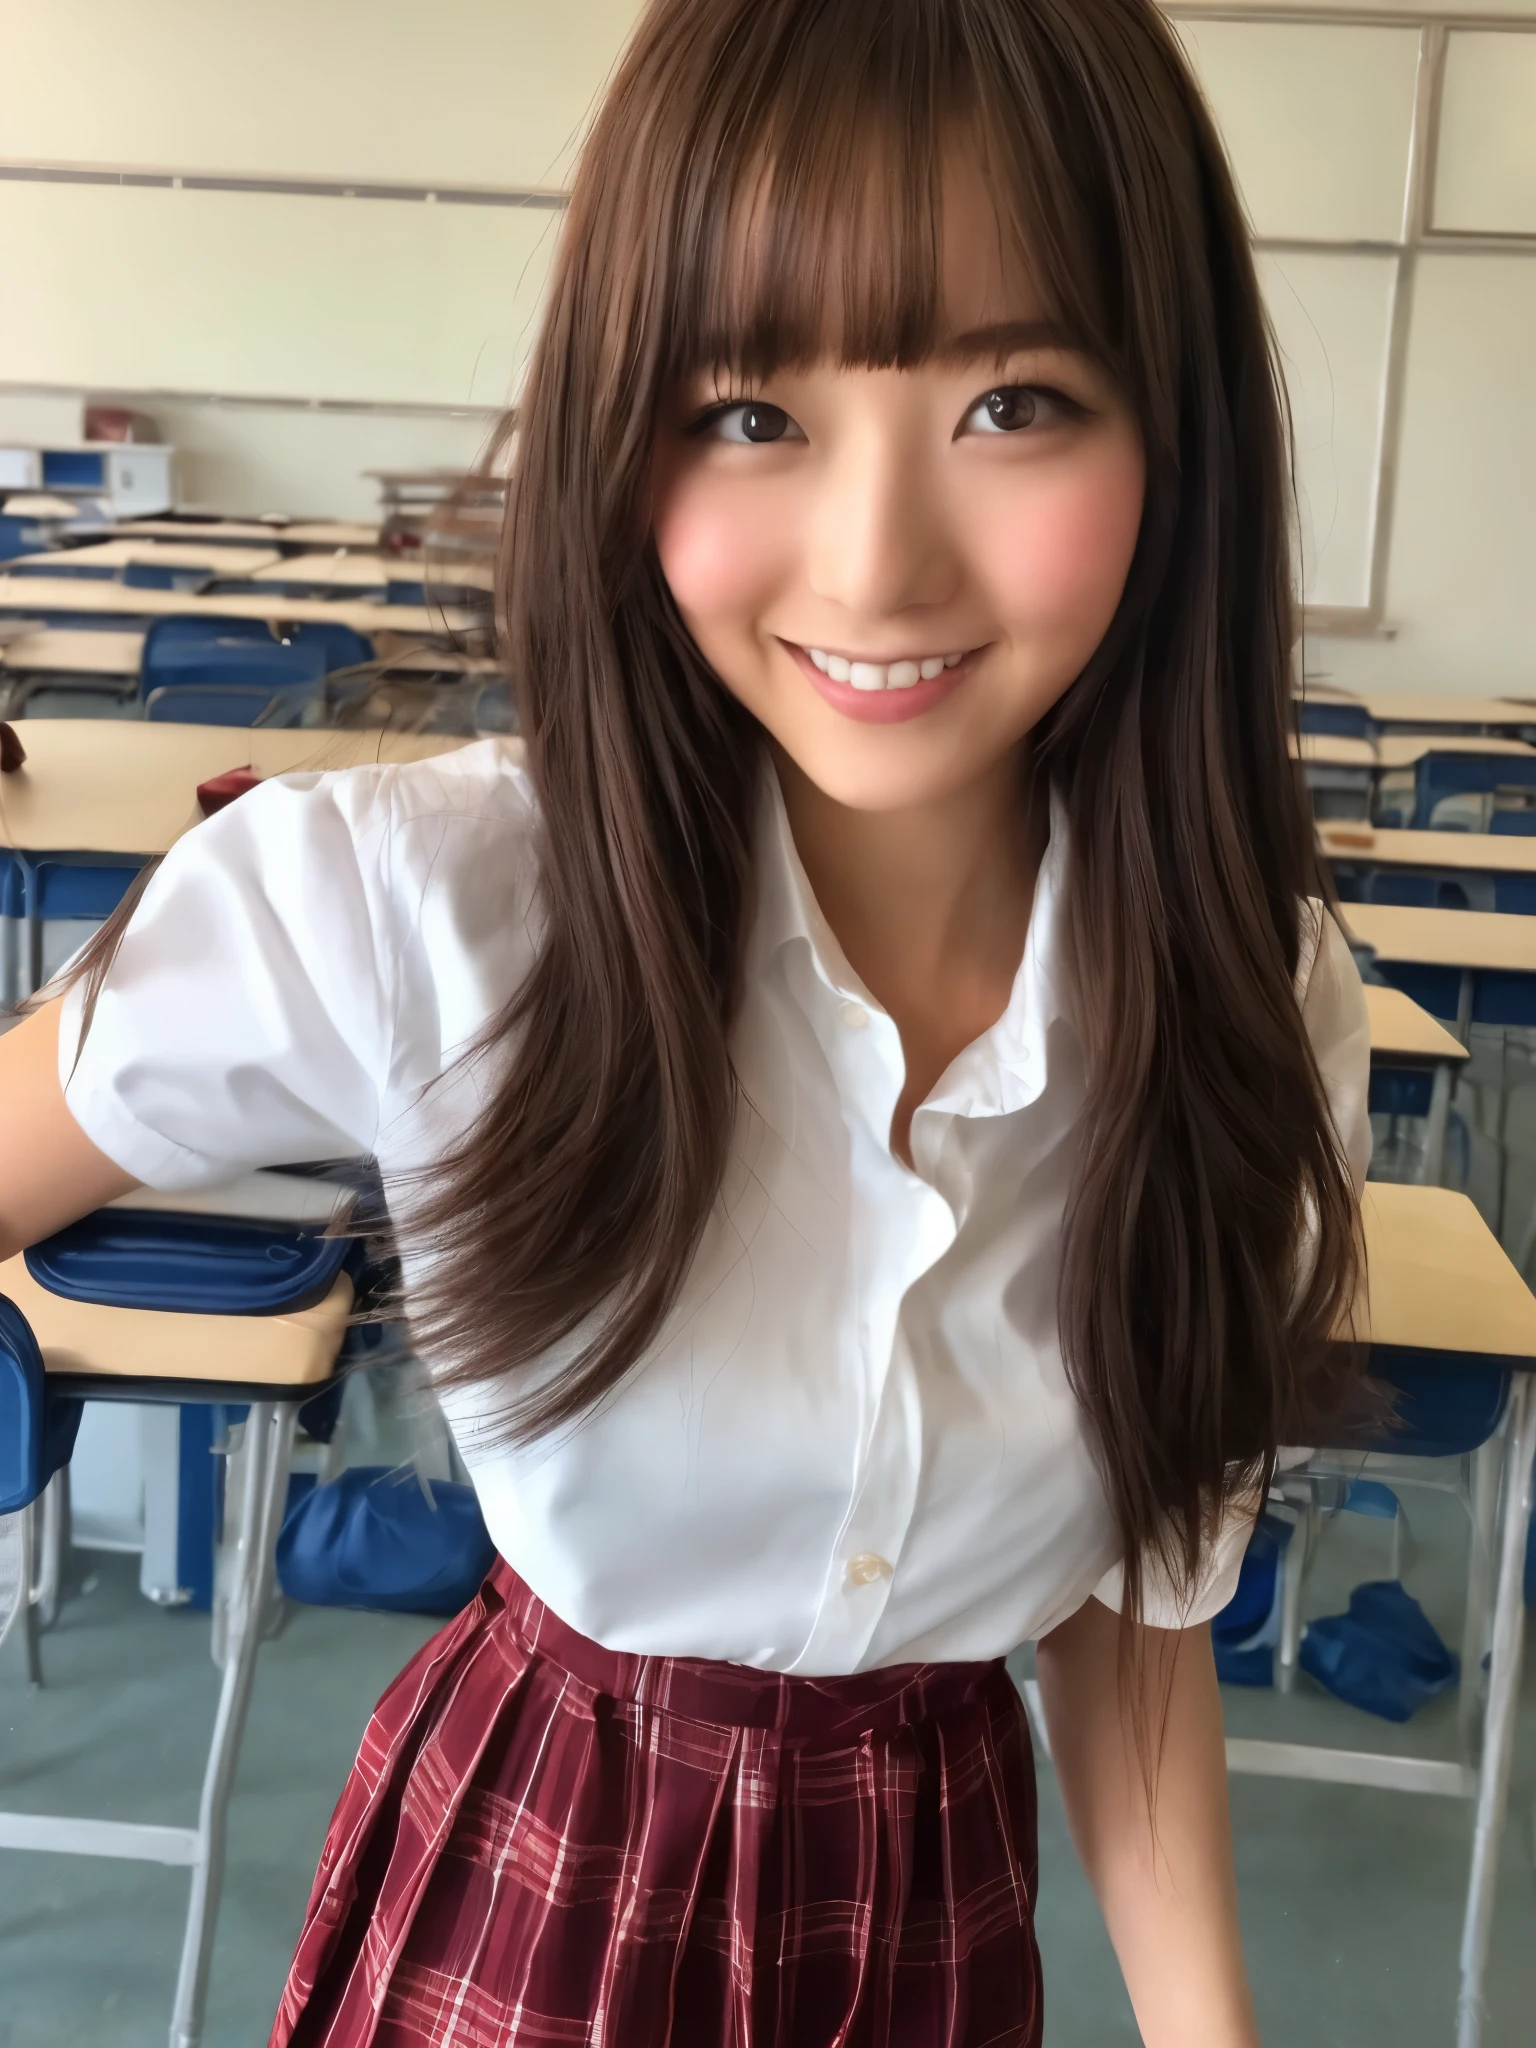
58, 740, 1372, 1673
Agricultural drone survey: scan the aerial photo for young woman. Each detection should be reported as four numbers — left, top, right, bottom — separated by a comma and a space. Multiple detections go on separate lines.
0, 1, 1371, 2042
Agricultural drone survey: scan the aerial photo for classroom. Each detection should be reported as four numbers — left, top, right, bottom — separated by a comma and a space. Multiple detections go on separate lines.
0, 3, 1533, 2045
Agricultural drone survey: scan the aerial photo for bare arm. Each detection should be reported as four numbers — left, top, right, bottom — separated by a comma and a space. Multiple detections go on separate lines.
1034, 1593, 1260, 2048
0, 998, 139, 1261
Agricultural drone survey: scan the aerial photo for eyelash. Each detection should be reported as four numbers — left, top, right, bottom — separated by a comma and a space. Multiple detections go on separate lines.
684, 383, 1087, 441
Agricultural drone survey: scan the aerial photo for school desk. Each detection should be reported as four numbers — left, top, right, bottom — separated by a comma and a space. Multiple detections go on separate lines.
1018, 1181, 1535, 2048
117, 519, 381, 552
250, 551, 496, 592
0, 628, 144, 676
1289, 732, 1376, 820
1362, 982, 1466, 1185
1373, 734, 1536, 771
5, 540, 283, 577
1322, 822, 1536, 921
1344, 900, 1536, 1034
0, 717, 479, 859
1322, 823, 1536, 876
0, 1248, 352, 2048
0, 574, 478, 640
1354, 691, 1535, 736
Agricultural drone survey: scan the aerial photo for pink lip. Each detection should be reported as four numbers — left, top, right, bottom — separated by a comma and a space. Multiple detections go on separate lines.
781, 640, 979, 724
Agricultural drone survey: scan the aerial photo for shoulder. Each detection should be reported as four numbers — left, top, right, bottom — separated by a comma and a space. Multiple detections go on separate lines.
210, 737, 542, 921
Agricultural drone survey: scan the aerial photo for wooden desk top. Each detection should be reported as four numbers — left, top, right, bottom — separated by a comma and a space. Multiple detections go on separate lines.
1321, 823, 1536, 874
0, 629, 143, 674
0, 574, 478, 638
1375, 734, 1536, 769
21, 540, 284, 576
1361, 1182, 1536, 1360
1357, 692, 1533, 730
2, 494, 86, 520
1290, 734, 1376, 768
0, 718, 489, 855
276, 522, 381, 549
1344, 901, 1536, 973
1362, 983, 1467, 1063
2, 1254, 353, 1387
253, 552, 496, 592
117, 519, 381, 549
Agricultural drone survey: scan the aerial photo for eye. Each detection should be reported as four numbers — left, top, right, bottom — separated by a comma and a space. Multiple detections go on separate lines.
959, 384, 1081, 436
692, 399, 804, 445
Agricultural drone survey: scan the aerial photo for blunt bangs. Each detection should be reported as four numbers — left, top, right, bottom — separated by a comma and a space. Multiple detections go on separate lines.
652, 9, 1120, 392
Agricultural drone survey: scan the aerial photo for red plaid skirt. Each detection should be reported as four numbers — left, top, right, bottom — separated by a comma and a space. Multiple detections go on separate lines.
271, 1558, 1042, 2047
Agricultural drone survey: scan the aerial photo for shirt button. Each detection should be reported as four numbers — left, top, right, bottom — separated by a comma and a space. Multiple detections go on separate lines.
840, 1002, 869, 1030
845, 1550, 893, 1587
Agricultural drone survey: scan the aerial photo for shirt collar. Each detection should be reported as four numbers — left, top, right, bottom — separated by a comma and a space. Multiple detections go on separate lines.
744, 757, 1074, 1121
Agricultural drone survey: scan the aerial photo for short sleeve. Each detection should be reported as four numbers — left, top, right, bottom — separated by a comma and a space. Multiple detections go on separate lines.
57, 769, 399, 1192
1090, 900, 1373, 1629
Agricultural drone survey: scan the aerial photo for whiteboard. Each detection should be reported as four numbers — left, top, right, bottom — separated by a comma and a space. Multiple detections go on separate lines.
1258, 250, 1399, 611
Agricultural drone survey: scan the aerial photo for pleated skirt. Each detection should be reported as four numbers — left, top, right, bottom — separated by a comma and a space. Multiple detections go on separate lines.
270, 1557, 1043, 2048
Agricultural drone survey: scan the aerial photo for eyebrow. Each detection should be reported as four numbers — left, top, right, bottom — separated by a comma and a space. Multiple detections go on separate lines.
935, 319, 1085, 363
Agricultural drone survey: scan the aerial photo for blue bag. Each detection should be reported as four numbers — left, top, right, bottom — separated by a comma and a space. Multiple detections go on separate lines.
276, 1465, 496, 1617
1299, 1579, 1459, 1722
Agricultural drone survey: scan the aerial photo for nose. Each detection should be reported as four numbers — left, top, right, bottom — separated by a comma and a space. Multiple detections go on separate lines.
804, 411, 959, 624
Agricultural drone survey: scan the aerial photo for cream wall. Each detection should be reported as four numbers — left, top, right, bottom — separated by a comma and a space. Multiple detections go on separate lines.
1, 2, 1531, 695
0, 0, 640, 515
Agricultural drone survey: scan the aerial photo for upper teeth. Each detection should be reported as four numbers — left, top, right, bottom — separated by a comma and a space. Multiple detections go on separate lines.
805, 648, 965, 690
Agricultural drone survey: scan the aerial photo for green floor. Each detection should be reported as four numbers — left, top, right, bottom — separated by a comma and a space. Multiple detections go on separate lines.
1, 1488, 1532, 2046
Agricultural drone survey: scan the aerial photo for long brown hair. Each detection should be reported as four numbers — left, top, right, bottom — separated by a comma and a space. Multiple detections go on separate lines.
75, 0, 1367, 1628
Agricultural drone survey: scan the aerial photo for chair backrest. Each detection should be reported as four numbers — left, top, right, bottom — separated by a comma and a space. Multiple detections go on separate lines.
123, 562, 210, 594
139, 614, 375, 701
25, 1212, 359, 1316
1299, 701, 1374, 741
1415, 751, 1536, 831
143, 681, 309, 727
1490, 809, 1536, 837
0, 1295, 81, 1516
7, 560, 119, 581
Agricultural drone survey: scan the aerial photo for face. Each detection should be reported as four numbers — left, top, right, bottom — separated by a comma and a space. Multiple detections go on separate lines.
648, 162, 1147, 815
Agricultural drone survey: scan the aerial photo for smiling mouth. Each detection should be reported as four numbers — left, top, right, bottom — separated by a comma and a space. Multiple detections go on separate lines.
793, 644, 972, 693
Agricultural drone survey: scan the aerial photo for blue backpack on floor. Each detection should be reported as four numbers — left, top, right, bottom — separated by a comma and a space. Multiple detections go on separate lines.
276, 1465, 496, 1617
1299, 1580, 1459, 1723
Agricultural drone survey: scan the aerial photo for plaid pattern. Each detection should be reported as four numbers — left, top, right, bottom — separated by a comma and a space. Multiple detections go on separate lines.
272, 1559, 1042, 2047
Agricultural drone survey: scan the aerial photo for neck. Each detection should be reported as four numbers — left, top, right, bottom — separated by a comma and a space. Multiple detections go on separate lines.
769, 741, 1043, 1009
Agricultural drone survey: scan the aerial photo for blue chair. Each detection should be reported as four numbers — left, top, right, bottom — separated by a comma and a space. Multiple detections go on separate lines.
144, 681, 319, 728
0, 850, 146, 1004
138, 615, 375, 729
0, 514, 58, 561
122, 562, 211, 595
5, 560, 121, 581
1411, 751, 1536, 832
1299, 700, 1374, 741
1219, 1334, 1536, 2039
0, 1178, 362, 2046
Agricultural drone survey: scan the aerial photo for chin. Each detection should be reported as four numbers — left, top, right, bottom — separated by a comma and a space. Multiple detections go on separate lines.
767, 719, 1019, 815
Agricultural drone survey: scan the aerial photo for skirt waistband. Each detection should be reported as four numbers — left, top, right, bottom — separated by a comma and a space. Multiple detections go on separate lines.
483, 1557, 1008, 1744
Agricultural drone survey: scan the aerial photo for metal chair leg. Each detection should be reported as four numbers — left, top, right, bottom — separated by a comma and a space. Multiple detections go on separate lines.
1456, 1373, 1536, 2048
167, 1401, 296, 2048
1458, 1432, 1503, 1753
17, 1502, 42, 1688
32, 1468, 66, 1632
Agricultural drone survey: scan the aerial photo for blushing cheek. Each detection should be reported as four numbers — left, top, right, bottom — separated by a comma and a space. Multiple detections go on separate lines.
652, 480, 788, 638
982, 455, 1144, 653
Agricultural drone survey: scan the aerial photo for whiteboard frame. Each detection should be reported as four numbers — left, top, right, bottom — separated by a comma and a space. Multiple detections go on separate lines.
1168, 6, 1536, 636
